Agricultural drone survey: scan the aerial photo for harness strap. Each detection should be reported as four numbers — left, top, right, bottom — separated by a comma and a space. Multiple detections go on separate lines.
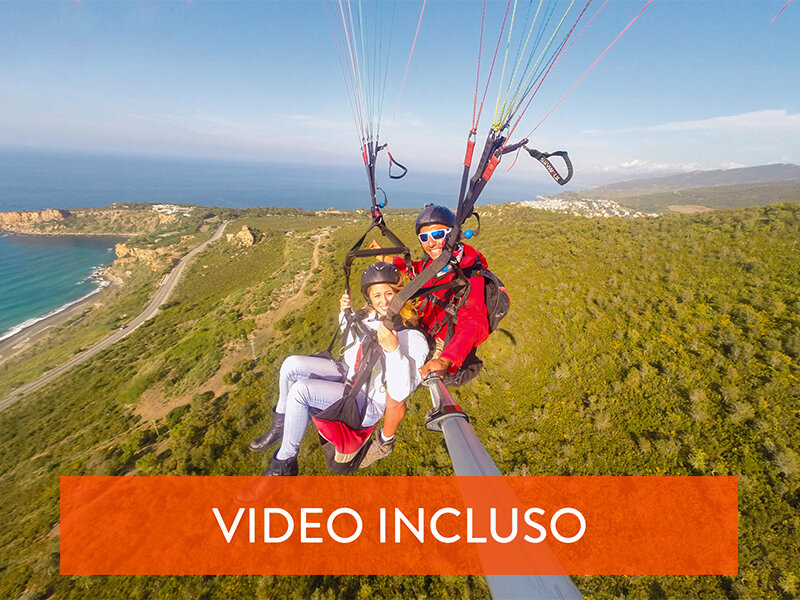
340, 328, 381, 424
343, 216, 413, 295
336, 308, 369, 356
338, 314, 400, 424
459, 129, 506, 224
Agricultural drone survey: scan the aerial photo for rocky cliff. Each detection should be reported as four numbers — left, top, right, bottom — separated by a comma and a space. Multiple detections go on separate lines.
226, 225, 256, 248
115, 243, 172, 270
0, 207, 187, 235
0, 209, 68, 230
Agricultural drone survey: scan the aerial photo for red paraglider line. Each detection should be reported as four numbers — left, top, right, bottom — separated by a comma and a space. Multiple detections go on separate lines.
472, 0, 487, 128
386, 0, 427, 142
475, 0, 513, 129
527, 0, 655, 138
771, 0, 793, 22
558, 0, 611, 64
504, 0, 610, 174
504, 0, 593, 142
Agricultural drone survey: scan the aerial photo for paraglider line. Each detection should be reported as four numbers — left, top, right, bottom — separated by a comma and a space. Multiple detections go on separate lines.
475, 0, 513, 129
504, 0, 591, 139
326, 1, 365, 144
772, 0, 793, 22
386, 0, 427, 142
527, 0, 654, 138
558, 0, 610, 63
472, 0, 487, 127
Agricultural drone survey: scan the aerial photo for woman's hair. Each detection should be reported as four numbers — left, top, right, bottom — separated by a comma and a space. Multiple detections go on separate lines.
365, 277, 420, 326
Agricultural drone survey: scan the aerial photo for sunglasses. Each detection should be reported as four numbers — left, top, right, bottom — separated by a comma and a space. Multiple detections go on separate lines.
418, 228, 451, 243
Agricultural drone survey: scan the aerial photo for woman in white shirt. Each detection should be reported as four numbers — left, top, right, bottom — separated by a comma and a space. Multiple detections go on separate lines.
250, 262, 429, 476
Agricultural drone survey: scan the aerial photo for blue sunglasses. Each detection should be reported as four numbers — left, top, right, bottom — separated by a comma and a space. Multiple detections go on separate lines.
418, 228, 451, 243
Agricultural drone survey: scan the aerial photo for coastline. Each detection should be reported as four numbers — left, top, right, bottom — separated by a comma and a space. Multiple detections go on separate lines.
0, 228, 134, 238
0, 229, 122, 360
0, 279, 113, 361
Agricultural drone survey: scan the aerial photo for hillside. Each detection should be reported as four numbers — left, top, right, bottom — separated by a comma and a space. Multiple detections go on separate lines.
1, 204, 799, 598
547, 164, 800, 214
612, 181, 800, 214
587, 163, 800, 197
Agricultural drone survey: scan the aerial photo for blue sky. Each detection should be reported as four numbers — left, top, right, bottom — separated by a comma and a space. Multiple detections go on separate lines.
1, 1, 798, 188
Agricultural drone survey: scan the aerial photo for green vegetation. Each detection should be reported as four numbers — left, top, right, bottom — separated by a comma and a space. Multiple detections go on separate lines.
1, 202, 798, 598
17, 206, 199, 237
556, 180, 800, 214
614, 181, 800, 213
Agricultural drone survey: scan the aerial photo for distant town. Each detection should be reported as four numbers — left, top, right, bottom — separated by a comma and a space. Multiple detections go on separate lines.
519, 196, 658, 218
152, 204, 193, 217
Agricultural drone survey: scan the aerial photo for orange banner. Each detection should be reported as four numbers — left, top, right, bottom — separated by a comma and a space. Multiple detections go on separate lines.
60, 476, 737, 575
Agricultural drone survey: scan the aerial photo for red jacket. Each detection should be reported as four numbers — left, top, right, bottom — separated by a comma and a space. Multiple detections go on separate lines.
394, 244, 489, 372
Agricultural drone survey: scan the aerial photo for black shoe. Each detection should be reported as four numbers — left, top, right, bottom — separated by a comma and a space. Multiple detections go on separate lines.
249, 409, 285, 452
262, 452, 298, 476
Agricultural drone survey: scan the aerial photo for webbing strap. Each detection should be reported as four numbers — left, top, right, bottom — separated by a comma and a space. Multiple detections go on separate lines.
382, 233, 473, 333
343, 217, 413, 294
384, 242, 454, 326
459, 129, 506, 225
525, 147, 573, 185
333, 308, 369, 356
457, 130, 478, 208
340, 328, 380, 425
338, 315, 392, 423
363, 141, 380, 209
387, 151, 408, 179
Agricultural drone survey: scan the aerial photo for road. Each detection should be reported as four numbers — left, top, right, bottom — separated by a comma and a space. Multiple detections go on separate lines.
0, 221, 228, 412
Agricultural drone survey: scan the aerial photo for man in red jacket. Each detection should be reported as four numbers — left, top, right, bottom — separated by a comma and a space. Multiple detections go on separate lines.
376, 204, 490, 381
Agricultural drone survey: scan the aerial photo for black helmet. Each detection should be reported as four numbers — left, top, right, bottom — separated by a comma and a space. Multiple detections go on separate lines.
360, 262, 401, 300
415, 204, 455, 233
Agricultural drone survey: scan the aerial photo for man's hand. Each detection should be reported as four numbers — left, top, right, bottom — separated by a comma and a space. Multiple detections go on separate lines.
369, 239, 387, 263
420, 357, 452, 378
340, 291, 352, 312
376, 323, 399, 352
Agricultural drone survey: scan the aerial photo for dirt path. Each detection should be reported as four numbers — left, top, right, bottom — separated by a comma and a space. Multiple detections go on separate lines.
257, 228, 327, 341
134, 229, 330, 422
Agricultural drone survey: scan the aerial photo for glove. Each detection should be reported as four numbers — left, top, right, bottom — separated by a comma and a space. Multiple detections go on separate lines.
359, 430, 394, 469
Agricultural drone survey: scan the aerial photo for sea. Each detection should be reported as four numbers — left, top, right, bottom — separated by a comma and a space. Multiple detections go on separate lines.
0, 234, 121, 341
0, 148, 549, 341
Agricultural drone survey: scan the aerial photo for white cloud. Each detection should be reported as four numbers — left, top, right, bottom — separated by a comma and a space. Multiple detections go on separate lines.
602, 159, 682, 174
591, 159, 751, 177
586, 109, 800, 136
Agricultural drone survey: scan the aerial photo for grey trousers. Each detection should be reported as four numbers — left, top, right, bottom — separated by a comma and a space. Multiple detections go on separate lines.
275, 355, 379, 460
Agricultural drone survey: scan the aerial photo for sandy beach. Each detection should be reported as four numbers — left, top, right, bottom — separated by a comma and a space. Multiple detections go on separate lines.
0, 284, 112, 363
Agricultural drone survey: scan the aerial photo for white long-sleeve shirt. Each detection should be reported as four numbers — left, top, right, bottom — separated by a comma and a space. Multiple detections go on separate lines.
338, 310, 429, 416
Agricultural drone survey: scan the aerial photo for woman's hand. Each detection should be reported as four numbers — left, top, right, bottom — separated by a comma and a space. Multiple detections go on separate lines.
340, 291, 352, 312
369, 239, 387, 263
376, 323, 399, 353
419, 357, 452, 378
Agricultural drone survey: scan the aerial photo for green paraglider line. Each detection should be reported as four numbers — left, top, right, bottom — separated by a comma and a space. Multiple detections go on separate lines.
495, 0, 578, 130
474, 0, 514, 131
496, 0, 548, 123
525, 0, 655, 139
499, 0, 588, 132
328, 0, 424, 208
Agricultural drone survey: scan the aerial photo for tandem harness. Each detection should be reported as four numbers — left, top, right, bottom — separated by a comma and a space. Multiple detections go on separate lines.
312, 309, 414, 474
